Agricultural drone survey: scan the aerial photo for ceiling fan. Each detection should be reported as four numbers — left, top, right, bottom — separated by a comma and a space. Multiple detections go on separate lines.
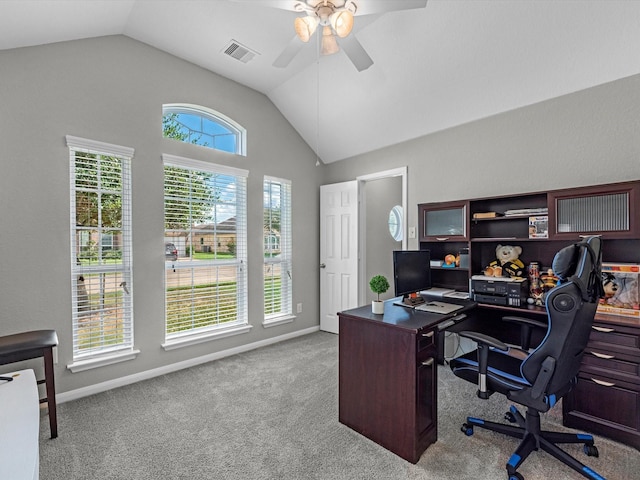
232, 0, 428, 71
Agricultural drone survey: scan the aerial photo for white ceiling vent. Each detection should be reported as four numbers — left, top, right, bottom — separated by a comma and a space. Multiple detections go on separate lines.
222, 40, 259, 64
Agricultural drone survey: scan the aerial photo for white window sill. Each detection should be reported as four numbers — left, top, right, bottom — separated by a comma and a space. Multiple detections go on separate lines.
161, 323, 253, 351
67, 349, 141, 373
262, 314, 296, 328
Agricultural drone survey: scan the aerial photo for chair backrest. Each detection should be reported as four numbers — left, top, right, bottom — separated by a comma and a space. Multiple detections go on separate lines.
520, 236, 603, 395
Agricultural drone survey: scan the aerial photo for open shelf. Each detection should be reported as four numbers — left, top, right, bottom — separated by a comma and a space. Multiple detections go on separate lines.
472, 214, 532, 222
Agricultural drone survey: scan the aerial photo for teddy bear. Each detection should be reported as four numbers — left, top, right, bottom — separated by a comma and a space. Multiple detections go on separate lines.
485, 244, 525, 278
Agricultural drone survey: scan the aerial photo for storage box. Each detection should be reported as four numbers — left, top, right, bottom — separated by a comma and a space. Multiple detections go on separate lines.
597, 263, 640, 317
528, 215, 548, 238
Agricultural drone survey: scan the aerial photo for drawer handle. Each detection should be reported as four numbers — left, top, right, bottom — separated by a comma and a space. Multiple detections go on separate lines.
421, 331, 434, 338
435, 237, 449, 241
591, 326, 615, 333
590, 351, 615, 360
422, 358, 435, 366
591, 378, 616, 387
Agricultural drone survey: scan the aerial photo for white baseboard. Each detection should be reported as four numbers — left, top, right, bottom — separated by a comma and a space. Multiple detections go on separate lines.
57, 326, 320, 404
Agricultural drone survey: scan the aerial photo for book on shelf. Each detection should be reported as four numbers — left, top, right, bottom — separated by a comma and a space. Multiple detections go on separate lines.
504, 207, 548, 217
473, 211, 504, 219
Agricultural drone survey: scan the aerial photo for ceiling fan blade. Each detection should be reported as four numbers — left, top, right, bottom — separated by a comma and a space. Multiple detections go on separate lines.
354, 0, 428, 16
273, 35, 306, 68
228, 0, 306, 13
339, 34, 373, 72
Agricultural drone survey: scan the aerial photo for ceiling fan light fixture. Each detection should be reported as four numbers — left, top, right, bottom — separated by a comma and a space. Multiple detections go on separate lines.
294, 16, 319, 43
320, 25, 340, 56
330, 10, 354, 38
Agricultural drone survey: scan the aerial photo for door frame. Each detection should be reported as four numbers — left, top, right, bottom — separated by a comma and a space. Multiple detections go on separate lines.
356, 166, 408, 304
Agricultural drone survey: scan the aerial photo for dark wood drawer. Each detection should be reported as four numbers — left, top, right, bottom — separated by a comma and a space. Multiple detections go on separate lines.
417, 328, 435, 352
588, 323, 640, 358
564, 374, 640, 450
581, 350, 640, 386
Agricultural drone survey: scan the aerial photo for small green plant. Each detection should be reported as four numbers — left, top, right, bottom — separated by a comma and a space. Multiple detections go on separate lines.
369, 275, 390, 301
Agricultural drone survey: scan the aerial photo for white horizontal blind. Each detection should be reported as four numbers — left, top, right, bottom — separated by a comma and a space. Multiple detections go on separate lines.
163, 155, 248, 339
67, 136, 134, 359
264, 177, 292, 319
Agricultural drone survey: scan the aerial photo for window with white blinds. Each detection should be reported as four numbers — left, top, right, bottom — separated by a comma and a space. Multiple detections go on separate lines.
67, 135, 134, 362
163, 154, 248, 343
263, 176, 293, 323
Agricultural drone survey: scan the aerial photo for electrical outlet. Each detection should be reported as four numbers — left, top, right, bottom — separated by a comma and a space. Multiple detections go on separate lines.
297, 303, 303, 313
409, 226, 416, 239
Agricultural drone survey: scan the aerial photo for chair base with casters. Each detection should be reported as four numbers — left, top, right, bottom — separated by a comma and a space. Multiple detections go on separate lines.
461, 405, 603, 480
0, 329, 59, 439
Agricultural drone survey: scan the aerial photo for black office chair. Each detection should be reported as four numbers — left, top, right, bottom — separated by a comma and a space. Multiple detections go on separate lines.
449, 236, 606, 480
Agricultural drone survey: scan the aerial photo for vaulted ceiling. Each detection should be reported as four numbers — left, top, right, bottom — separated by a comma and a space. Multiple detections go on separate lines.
1, 0, 639, 163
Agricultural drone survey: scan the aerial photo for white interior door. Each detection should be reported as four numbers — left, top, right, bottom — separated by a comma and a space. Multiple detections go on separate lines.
320, 181, 359, 333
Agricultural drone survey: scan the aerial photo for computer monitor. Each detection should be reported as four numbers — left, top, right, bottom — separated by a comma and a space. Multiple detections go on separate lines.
393, 250, 432, 306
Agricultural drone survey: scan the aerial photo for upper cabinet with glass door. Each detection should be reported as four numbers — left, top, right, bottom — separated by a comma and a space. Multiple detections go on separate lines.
548, 181, 640, 240
419, 201, 469, 241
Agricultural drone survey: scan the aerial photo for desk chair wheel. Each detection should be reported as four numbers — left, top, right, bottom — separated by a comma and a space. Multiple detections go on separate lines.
508, 473, 524, 480
504, 411, 517, 423
583, 444, 599, 458
461, 423, 474, 436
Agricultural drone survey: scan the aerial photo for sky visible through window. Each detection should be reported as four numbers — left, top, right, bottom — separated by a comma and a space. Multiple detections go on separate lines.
171, 112, 237, 153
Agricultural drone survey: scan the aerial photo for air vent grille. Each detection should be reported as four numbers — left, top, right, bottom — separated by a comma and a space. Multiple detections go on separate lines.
222, 40, 259, 64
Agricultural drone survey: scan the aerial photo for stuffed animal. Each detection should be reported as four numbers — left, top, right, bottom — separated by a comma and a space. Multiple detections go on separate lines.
540, 268, 559, 290
487, 244, 525, 278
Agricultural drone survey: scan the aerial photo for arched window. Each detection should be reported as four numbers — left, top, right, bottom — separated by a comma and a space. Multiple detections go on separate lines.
162, 103, 246, 156
388, 205, 403, 241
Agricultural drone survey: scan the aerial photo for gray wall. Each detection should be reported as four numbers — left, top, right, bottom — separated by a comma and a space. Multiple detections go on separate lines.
323, 74, 640, 249
0, 36, 321, 395
3, 33, 640, 398
364, 176, 402, 302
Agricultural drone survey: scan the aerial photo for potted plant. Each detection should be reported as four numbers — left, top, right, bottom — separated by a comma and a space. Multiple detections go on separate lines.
369, 274, 390, 314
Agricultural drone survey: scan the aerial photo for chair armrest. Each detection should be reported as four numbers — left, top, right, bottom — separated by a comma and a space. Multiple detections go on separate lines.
458, 331, 507, 399
502, 316, 547, 351
458, 331, 508, 351
502, 316, 547, 329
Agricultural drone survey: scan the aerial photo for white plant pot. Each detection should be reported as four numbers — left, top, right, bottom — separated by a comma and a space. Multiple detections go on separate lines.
372, 300, 384, 314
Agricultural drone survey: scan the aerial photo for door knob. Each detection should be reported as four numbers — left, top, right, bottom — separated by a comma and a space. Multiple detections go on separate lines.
320, 263, 326, 268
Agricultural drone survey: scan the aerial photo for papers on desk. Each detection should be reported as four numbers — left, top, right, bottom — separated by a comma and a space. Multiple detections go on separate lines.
444, 291, 470, 300
422, 288, 470, 300
421, 287, 455, 297
415, 301, 464, 314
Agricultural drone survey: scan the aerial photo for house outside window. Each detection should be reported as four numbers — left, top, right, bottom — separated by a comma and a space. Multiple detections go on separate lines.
67, 135, 138, 371
163, 154, 249, 349
264, 234, 280, 253
263, 176, 293, 326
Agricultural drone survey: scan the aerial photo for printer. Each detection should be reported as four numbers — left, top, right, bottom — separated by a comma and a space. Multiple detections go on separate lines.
471, 275, 529, 307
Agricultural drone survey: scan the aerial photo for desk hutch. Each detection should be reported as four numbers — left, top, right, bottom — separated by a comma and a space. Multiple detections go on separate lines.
418, 179, 640, 450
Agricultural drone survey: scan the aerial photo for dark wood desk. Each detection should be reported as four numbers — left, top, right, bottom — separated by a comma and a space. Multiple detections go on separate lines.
338, 299, 474, 464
